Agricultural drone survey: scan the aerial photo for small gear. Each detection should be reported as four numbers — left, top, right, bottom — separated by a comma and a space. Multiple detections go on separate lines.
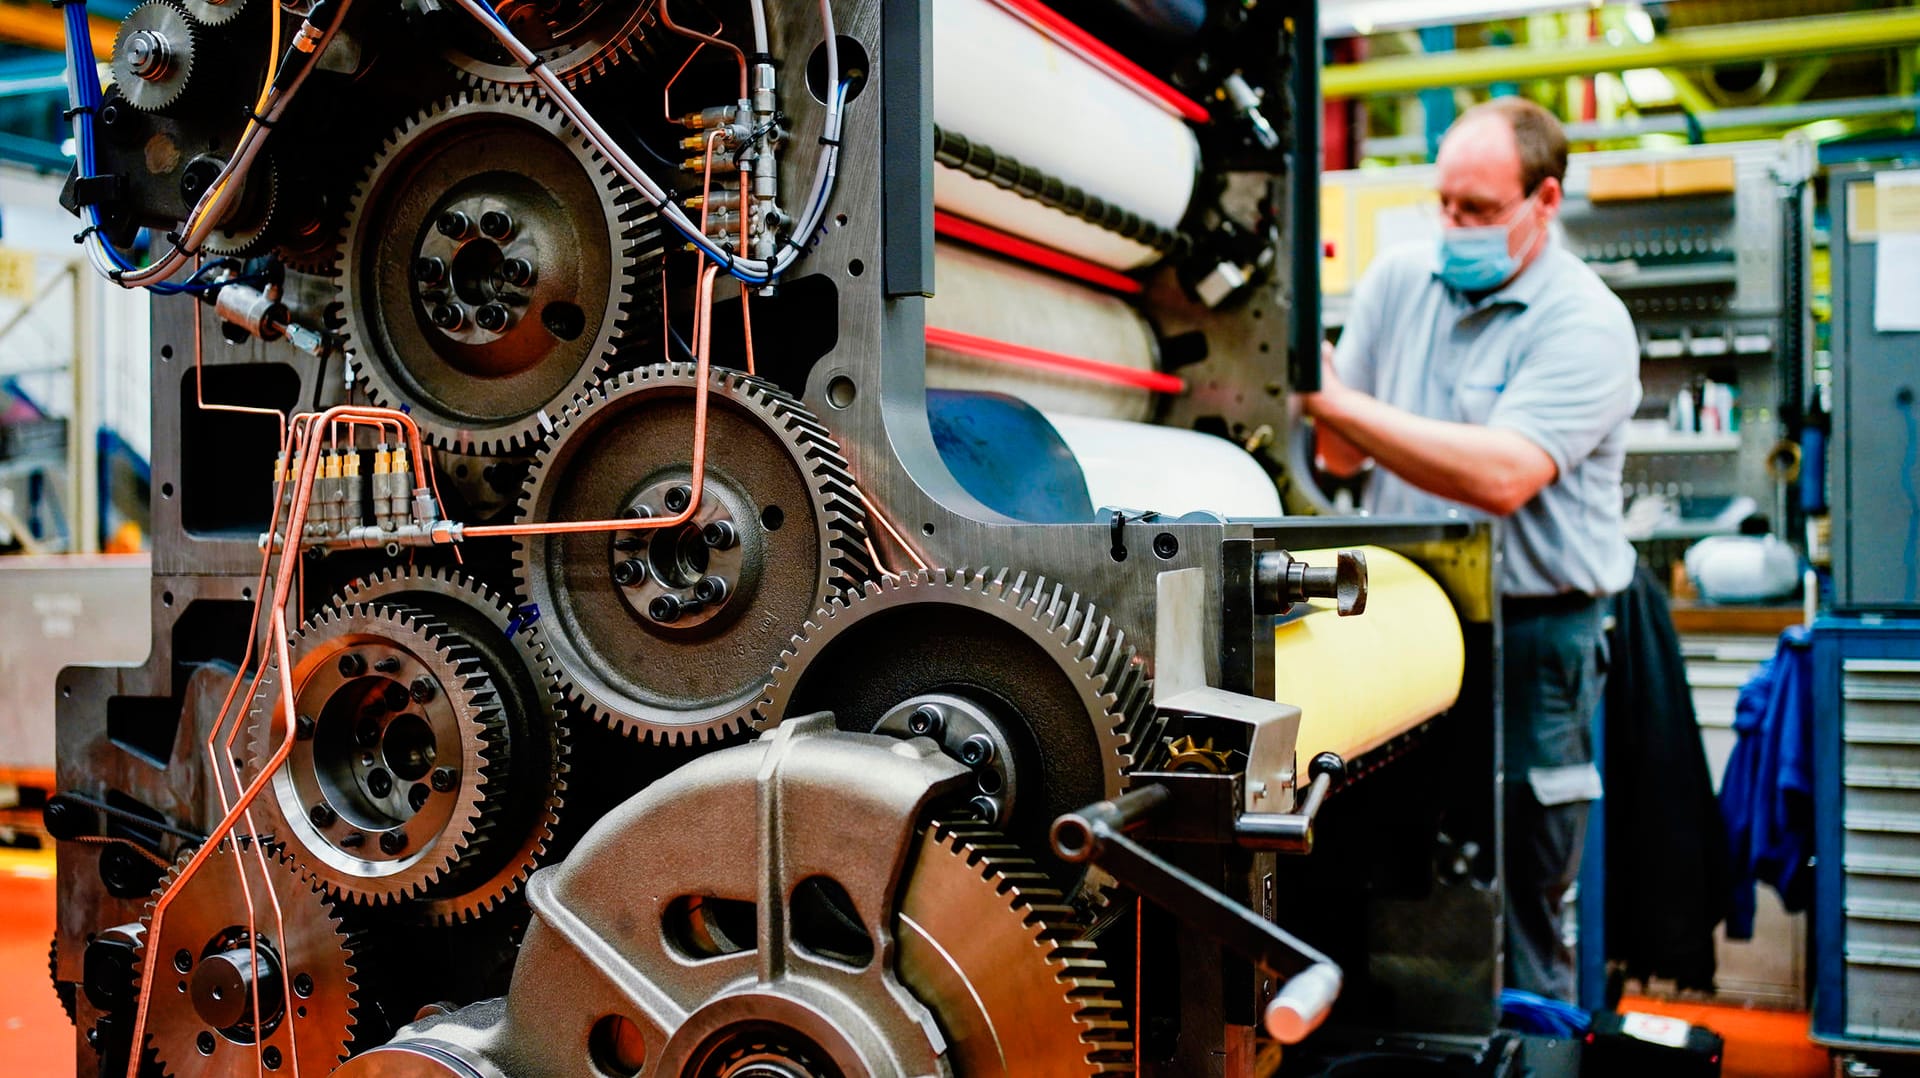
112, 1, 199, 114
198, 156, 280, 259
246, 600, 509, 912
331, 566, 570, 923
513, 362, 871, 746
49, 936, 76, 1025
335, 87, 662, 454
1163, 734, 1234, 774
441, 0, 659, 87
180, 0, 251, 27
760, 568, 1153, 891
897, 820, 1132, 1075
134, 839, 357, 1078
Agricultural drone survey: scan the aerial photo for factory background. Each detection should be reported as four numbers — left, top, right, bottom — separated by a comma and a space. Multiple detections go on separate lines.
1, 0, 1918, 1076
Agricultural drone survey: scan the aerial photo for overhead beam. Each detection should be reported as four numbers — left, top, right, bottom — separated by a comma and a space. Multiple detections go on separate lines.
0, 3, 117, 61
1325, 9, 1920, 98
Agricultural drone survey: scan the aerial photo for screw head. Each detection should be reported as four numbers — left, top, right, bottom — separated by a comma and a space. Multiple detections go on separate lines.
196, 1030, 216, 1056
693, 575, 729, 604
474, 303, 510, 332
663, 485, 692, 513
379, 830, 407, 854
431, 303, 466, 331
409, 676, 437, 703
293, 973, 314, 998
701, 520, 737, 549
958, 734, 996, 767
308, 802, 336, 828
479, 210, 513, 239
1152, 532, 1180, 559
968, 794, 1002, 825
612, 558, 648, 586
436, 210, 471, 238
366, 769, 393, 799
413, 256, 445, 284
294, 714, 315, 740
648, 595, 682, 623
500, 257, 534, 286
173, 948, 193, 974
337, 652, 366, 678
623, 504, 655, 520
262, 1046, 282, 1071
906, 706, 942, 738
430, 767, 457, 793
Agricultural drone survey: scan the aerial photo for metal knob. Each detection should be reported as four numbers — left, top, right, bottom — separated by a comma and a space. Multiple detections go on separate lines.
1255, 549, 1368, 616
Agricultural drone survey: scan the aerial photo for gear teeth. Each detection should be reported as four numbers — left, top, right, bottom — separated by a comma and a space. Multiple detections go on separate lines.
512, 362, 872, 745
112, 1, 199, 113
446, 5, 658, 88
335, 88, 657, 455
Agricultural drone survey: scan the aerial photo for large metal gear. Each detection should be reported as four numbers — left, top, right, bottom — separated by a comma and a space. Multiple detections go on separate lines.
759, 568, 1154, 887
111, 1, 199, 114
897, 820, 1132, 1075
198, 156, 279, 259
441, 0, 660, 87
330, 566, 570, 923
246, 600, 512, 913
513, 362, 871, 745
135, 839, 357, 1078
335, 88, 660, 454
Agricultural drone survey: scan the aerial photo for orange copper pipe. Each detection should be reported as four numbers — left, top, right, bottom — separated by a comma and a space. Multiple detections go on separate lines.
659, 0, 747, 101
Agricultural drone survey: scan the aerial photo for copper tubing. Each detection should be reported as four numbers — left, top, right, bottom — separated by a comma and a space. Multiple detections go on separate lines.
740, 164, 756, 375
463, 265, 720, 539
853, 486, 931, 571
659, 0, 747, 101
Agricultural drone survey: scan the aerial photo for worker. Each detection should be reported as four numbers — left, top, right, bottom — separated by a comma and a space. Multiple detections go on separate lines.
1301, 97, 1641, 1001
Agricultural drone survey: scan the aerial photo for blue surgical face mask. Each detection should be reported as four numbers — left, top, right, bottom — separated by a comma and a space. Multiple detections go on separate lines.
1436, 194, 1538, 293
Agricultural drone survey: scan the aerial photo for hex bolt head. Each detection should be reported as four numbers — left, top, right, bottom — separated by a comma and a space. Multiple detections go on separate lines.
612, 558, 648, 586
294, 714, 315, 741
958, 734, 996, 767
409, 676, 437, 703
337, 652, 366, 678
413, 256, 446, 284
474, 303, 510, 332
649, 595, 683, 623
906, 706, 943, 738
308, 802, 336, 828
500, 257, 534, 286
431, 304, 467, 331
968, 794, 1002, 825
379, 830, 407, 854
429, 767, 457, 793
693, 575, 729, 604
436, 210, 471, 238
701, 520, 737, 549
663, 485, 692, 513
479, 210, 514, 239
367, 769, 393, 799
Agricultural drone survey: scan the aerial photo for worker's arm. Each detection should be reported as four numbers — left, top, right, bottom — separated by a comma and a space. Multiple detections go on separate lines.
1313, 341, 1370, 478
1302, 354, 1557, 517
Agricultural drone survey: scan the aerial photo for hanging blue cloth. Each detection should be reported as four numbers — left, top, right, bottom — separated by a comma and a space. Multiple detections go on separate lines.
1720, 625, 1816, 940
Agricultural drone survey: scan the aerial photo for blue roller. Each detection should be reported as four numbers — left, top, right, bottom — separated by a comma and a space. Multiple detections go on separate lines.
926, 390, 1094, 523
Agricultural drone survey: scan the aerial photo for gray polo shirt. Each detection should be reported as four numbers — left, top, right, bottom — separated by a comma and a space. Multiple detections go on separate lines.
1335, 237, 1641, 598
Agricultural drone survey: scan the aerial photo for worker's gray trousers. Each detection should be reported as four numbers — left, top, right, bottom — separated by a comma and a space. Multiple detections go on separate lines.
1501, 596, 1610, 1003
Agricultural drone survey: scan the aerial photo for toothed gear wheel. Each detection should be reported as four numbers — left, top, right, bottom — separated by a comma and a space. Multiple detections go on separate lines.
330, 566, 569, 923
514, 362, 871, 745
245, 600, 512, 912
897, 820, 1133, 1075
180, 0, 250, 27
336, 88, 660, 454
760, 568, 1152, 890
49, 937, 76, 1025
441, 0, 658, 87
198, 156, 280, 259
112, 1, 199, 113
135, 839, 357, 1078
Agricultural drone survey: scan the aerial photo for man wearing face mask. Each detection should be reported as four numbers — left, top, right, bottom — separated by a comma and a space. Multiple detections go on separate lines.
1301, 97, 1641, 1001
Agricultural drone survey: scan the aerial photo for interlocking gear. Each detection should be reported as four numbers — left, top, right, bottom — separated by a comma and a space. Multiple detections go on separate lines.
760, 567, 1153, 887
441, 0, 661, 87
198, 155, 279, 259
335, 88, 661, 454
111, 1, 200, 114
331, 566, 569, 923
898, 820, 1132, 1075
514, 362, 871, 745
135, 839, 357, 1078
246, 600, 513, 913
179, 0, 251, 29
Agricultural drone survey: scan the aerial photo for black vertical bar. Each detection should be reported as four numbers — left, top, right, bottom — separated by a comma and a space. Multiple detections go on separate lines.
882, 0, 935, 298
1289, 3, 1322, 391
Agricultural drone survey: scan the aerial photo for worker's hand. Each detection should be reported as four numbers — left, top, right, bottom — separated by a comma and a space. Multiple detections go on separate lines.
1304, 342, 1369, 477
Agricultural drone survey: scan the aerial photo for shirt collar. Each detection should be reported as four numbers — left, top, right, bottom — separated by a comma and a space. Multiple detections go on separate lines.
1435, 234, 1560, 312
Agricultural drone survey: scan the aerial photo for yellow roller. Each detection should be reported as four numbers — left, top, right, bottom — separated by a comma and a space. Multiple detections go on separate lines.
1275, 547, 1464, 762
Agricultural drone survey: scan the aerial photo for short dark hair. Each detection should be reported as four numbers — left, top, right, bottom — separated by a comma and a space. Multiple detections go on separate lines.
1453, 97, 1568, 195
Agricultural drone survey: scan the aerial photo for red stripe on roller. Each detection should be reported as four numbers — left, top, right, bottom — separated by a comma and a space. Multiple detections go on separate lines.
934, 211, 1145, 295
926, 325, 1186, 395
988, 0, 1212, 124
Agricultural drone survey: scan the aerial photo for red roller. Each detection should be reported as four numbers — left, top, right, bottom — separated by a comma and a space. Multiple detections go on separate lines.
934, 211, 1145, 295
926, 325, 1187, 395
988, 0, 1212, 124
